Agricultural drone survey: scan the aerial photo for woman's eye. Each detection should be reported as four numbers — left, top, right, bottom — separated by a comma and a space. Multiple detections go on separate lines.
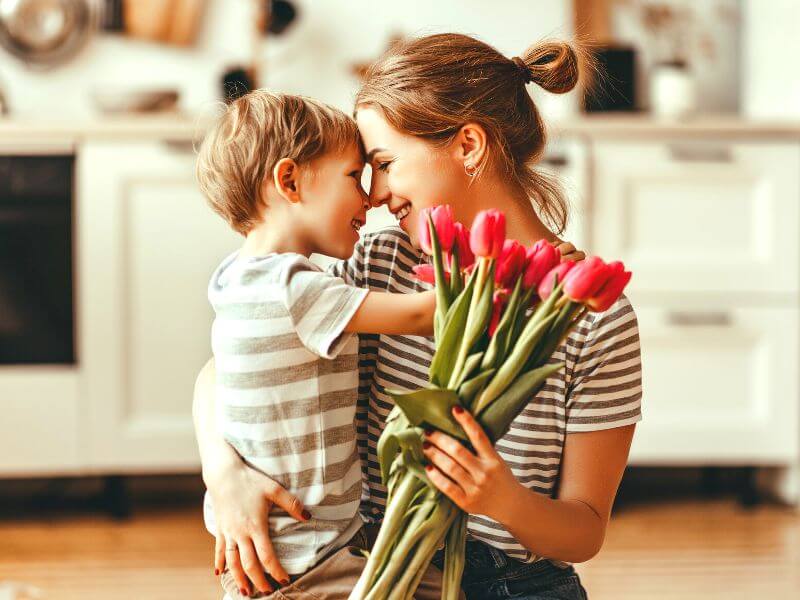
376, 160, 392, 172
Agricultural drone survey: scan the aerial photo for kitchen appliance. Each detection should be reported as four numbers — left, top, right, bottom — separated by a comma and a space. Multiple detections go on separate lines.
583, 45, 638, 113
0, 0, 96, 67
0, 151, 74, 364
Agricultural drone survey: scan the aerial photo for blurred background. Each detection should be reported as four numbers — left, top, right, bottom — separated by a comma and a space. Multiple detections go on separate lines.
1, 0, 799, 598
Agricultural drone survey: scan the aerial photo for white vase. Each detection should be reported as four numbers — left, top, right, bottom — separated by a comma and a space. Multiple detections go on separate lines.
650, 63, 696, 118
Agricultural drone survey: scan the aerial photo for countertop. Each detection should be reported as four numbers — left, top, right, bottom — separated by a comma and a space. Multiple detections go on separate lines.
2, 113, 800, 147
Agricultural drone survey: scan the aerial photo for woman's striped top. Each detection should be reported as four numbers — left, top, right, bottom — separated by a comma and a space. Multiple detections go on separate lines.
331, 227, 643, 563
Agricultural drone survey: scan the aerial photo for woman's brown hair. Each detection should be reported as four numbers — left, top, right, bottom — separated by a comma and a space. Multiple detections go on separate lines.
355, 33, 581, 234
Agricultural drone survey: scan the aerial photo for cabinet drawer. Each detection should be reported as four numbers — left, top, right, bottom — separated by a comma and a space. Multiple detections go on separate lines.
629, 305, 799, 464
593, 141, 800, 294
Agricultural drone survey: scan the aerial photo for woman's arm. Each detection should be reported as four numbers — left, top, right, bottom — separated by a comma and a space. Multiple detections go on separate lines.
344, 289, 436, 336
192, 359, 310, 595
422, 408, 634, 563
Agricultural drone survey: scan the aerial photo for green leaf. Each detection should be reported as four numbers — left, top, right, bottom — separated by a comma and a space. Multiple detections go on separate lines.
482, 278, 524, 370
458, 368, 495, 409
472, 311, 557, 414
387, 388, 468, 441
449, 246, 463, 297
429, 216, 452, 317
452, 351, 484, 390
442, 511, 467, 600
479, 362, 565, 442
448, 264, 495, 388
428, 270, 477, 386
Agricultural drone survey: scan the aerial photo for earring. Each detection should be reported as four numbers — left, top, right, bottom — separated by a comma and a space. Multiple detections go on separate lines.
465, 163, 476, 177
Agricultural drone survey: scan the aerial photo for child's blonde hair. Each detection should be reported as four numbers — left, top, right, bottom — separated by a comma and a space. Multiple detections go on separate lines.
197, 90, 361, 235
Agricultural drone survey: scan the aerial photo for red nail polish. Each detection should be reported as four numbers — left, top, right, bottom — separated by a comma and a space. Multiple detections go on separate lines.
302, 509, 312, 520
424, 429, 433, 436
422, 441, 432, 450
425, 464, 434, 471
453, 406, 464, 414
280, 578, 290, 586
240, 588, 248, 596
214, 568, 219, 576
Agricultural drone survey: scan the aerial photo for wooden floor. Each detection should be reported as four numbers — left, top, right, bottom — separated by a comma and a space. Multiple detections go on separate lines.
1, 475, 798, 599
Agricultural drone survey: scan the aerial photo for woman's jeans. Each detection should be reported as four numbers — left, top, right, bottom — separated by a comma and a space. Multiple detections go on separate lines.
432, 538, 589, 600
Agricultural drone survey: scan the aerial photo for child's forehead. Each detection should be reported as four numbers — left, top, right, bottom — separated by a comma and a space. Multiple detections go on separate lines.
341, 140, 366, 164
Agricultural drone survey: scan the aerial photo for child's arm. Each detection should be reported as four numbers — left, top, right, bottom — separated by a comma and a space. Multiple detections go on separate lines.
344, 290, 436, 337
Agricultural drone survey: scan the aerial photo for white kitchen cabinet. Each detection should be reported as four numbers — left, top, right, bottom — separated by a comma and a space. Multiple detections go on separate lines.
592, 140, 800, 295
78, 141, 239, 472
628, 303, 799, 464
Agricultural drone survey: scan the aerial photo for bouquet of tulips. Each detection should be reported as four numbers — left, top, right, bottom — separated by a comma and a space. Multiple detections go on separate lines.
350, 206, 632, 600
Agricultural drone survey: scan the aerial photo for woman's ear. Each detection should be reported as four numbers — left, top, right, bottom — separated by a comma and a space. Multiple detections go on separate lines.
273, 158, 301, 203
454, 122, 489, 174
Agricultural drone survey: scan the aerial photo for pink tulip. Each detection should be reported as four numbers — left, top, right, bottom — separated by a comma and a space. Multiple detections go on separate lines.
495, 240, 528, 288
418, 205, 455, 255
586, 261, 632, 312
411, 263, 448, 285
489, 289, 509, 337
447, 222, 475, 271
469, 210, 505, 258
537, 261, 575, 301
562, 256, 610, 302
523, 240, 561, 290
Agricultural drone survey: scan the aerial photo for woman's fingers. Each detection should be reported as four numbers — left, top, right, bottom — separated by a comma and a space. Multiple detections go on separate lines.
425, 463, 467, 507
253, 530, 291, 587
224, 540, 253, 597
422, 439, 474, 491
237, 537, 274, 594
451, 406, 494, 457
214, 533, 226, 576
265, 479, 310, 523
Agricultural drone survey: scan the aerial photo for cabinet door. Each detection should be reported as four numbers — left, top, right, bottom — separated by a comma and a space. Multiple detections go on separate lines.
593, 141, 800, 294
540, 137, 590, 252
628, 304, 799, 464
78, 141, 240, 471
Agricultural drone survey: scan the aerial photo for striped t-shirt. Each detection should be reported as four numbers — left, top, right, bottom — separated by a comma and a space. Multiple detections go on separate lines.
206, 251, 368, 574
330, 227, 643, 563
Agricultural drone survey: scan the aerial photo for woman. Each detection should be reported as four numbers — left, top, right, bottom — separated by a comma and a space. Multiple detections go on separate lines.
195, 34, 642, 599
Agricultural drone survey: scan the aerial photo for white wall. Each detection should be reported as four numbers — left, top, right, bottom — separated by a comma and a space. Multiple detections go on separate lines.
0, 0, 573, 118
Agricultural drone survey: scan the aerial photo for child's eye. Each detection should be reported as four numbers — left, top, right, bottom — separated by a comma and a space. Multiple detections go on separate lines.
348, 170, 361, 179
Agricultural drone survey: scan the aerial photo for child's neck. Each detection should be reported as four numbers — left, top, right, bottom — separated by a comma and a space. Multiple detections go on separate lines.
240, 221, 313, 258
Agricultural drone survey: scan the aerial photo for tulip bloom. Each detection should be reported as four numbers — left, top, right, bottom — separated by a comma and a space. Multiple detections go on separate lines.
419, 206, 456, 255
523, 240, 561, 290
586, 261, 632, 312
489, 289, 509, 337
495, 240, 528, 288
448, 222, 475, 270
469, 210, 505, 258
411, 263, 448, 285
538, 261, 575, 301
563, 256, 610, 302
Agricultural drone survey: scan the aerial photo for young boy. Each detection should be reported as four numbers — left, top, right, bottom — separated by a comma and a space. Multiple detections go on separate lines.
195, 91, 436, 598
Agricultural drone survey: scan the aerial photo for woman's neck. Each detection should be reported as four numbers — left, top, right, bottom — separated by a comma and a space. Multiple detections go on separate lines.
465, 177, 557, 246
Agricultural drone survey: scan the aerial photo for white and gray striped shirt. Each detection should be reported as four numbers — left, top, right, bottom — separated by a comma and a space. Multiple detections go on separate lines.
330, 227, 643, 563
205, 251, 368, 574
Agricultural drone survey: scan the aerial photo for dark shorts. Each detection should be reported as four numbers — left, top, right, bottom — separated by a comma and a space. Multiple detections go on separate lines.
432, 538, 589, 600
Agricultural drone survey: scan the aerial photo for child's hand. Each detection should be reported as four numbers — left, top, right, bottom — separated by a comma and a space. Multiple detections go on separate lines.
553, 239, 586, 263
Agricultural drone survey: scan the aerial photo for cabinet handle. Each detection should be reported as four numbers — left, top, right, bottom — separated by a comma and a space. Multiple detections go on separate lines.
541, 155, 569, 167
668, 144, 733, 163
666, 311, 732, 327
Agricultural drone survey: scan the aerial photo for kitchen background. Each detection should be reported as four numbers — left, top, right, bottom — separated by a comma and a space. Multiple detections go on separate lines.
1, 0, 799, 598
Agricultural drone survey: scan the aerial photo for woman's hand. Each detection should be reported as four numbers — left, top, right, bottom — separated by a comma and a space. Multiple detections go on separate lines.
421, 406, 520, 521
193, 360, 309, 596
206, 459, 310, 595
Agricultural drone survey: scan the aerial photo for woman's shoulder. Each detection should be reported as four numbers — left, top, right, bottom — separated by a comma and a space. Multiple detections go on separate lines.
572, 294, 638, 348
361, 226, 421, 267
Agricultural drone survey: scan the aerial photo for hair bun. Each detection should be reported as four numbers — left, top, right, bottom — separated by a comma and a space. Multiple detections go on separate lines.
520, 41, 580, 94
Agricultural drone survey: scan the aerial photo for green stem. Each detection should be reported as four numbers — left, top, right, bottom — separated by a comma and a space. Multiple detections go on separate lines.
360, 473, 422, 592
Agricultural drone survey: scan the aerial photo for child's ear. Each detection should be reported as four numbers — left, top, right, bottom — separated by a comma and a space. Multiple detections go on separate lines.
273, 158, 301, 203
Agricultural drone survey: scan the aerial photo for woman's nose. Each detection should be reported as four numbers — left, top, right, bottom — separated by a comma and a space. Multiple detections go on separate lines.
368, 174, 390, 208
